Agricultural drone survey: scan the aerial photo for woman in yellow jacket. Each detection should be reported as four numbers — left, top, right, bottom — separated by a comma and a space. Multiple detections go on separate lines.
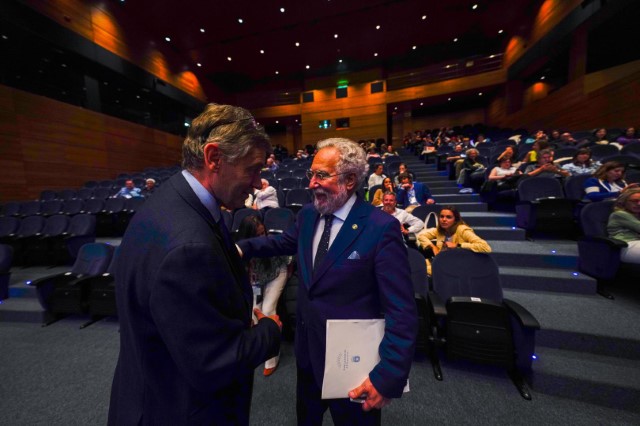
416, 205, 492, 275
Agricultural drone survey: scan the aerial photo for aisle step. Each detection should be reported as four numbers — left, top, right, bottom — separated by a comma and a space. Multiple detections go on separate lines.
460, 212, 517, 227
473, 226, 525, 241
500, 266, 596, 294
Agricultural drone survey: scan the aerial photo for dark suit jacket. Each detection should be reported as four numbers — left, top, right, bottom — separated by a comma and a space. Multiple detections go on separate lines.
108, 173, 280, 426
239, 196, 417, 398
396, 181, 434, 207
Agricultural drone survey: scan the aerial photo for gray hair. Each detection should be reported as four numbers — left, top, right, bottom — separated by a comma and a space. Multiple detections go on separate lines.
316, 138, 369, 186
182, 103, 271, 171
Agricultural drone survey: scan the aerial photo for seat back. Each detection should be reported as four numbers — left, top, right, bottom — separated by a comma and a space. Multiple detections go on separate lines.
92, 188, 111, 200
42, 215, 70, 236
71, 243, 115, 276
407, 247, 428, 297
231, 208, 261, 233
19, 201, 42, 217
590, 144, 619, 160
620, 141, 640, 156
39, 190, 57, 201
275, 170, 291, 180
579, 200, 614, 238
41, 200, 64, 216
82, 198, 104, 214
0, 217, 20, 238
285, 188, 312, 207
68, 214, 96, 236
17, 216, 46, 237
62, 199, 84, 215
58, 189, 77, 201
291, 169, 308, 179
279, 177, 301, 192
263, 207, 295, 234
411, 204, 440, 226
1, 202, 21, 217
431, 249, 503, 302
564, 174, 592, 201
517, 176, 564, 202
76, 188, 94, 200
104, 197, 126, 213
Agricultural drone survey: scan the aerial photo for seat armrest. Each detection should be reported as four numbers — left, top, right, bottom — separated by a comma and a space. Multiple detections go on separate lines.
503, 299, 541, 330
268, 229, 284, 234
579, 235, 627, 249
30, 272, 75, 288
405, 233, 417, 249
427, 291, 447, 317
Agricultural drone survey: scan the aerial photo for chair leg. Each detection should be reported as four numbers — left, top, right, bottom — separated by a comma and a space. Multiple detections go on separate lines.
41, 311, 63, 327
597, 281, 615, 300
428, 325, 443, 381
80, 315, 104, 329
508, 369, 532, 400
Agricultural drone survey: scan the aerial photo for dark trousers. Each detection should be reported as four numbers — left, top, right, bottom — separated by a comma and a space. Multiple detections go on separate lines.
296, 365, 381, 426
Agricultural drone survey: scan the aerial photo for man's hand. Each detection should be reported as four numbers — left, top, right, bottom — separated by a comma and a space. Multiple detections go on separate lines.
426, 198, 436, 205
348, 377, 391, 411
254, 308, 282, 330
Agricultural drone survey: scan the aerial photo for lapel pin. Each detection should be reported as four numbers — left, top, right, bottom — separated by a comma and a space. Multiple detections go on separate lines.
352, 224, 358, 230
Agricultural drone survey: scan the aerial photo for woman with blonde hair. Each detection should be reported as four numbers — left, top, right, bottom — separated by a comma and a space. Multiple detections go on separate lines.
607, 188, 640, 264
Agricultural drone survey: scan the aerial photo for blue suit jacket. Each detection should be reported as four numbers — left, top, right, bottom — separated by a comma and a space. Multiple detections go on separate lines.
396, 181, 433, 207
239, 196, 417, 398
109, 173, 280, 426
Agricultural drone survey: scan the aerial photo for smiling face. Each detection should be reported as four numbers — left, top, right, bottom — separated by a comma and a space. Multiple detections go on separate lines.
382, 193, 397, 213
383, 177, 393, 190
625, 193, 640, 215
309, 147, 351, 215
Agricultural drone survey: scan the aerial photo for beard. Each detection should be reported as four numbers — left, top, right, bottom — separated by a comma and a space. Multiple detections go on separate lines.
313, 184, 350, 215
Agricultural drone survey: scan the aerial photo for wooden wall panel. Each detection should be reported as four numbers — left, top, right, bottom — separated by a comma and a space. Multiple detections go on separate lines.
0, 85, 182, 203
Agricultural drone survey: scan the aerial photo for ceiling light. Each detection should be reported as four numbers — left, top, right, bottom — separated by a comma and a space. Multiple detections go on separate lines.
295, 42, 300, 47
540, 76, 546, 80
280, 7, 285, 12
376, 25, 381, 30
275, 71, 279, 74
227, 56, 232, 61
422, 15, 427, 20
136, 95, 140, 99
478, 92, 483, 96
472, 4, 478, 10
445, 65, 450, 69
275, 120, 279, 124
306, 65, 310, 69
420, 102, 424, 106
412, 45, 417, 50
165, 36, 171, 42
448, 97, 452, 101
238, 18, 243, 24
200, 28, 205, 33
394, 107, 397, 110
184, 122, 190, 127
260, 49, 265, 54
498, 29, 504, 34
61, 63, 67, 68
338, 59, 343, 63
196, 62, 202, 67
374, 52, 378, 56
334, 34, 338, 38
453, 38, 458, 42
489, 54, 495, 59
2, 35, 8, 40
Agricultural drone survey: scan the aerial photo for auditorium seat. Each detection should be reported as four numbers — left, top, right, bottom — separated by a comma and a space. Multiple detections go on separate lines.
516, 176, 576, 237
0, 217, 20, 245
41, 200, 64, 217
18, 201, 42, 218
0, 244, 13, 300
231, 208, 261, 234
263, 207, 295, 234
22, 214, 70, 266
39, 190, 57, 201
427, 249, 540, 399
61, 214, 97, 262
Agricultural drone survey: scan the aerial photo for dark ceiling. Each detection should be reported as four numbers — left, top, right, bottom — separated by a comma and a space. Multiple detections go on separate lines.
119, 0, 541, 93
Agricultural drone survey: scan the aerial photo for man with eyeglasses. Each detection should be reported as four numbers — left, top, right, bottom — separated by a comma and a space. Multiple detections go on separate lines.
239, 138, 417, 425
109, 104, 282, 426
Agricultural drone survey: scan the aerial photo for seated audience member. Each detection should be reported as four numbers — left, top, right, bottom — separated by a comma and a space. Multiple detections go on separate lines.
416, 206, 491, 275
366, 147, 381, 160
548, 129, 562, 145
446, 145, 466, 179
589, 128, 610, 146
559, 132, 577, 146
496, 146, 516, 164
381, 192, 425, 235
371, 177, 395, 207
488, 158, 523, 190
584, 162, 638, 202
235, 215, 292, 376
382, 144, 398, 158
523, 139, 550, 164
262, 157, 279, 173
458, 148, 486, 190
615, 127, 639, 146
115, 180, 143, 198
393, 163, 415, 187
141, 178, 157, 197
524, 149, 570, 179
561, 148, 601, 176
396, 173, 435, 212
473, 134, 489, 146
253, 179, 279, 210
607, 188, 640, 264
524, 130, 548, 144
367, 163, 386, 188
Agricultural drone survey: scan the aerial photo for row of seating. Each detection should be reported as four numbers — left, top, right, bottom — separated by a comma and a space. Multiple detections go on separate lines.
1, 197, 146, 219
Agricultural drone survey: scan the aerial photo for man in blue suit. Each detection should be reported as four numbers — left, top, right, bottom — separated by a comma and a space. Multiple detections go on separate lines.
396, 173, 435, 210
239, 138, 417, 425
108, 104, 282, 425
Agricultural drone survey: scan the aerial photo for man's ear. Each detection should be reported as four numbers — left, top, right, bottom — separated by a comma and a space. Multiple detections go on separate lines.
344, 173, 357, 191
203, 142, 221, 172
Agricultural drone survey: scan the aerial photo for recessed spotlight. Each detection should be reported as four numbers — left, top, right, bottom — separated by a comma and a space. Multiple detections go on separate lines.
61, 63, 67, 68
136, 95, 140, 99
334, 34, 338, 39
540, 76, 546, 80
275, 70, 279, 74
238, 18, 243, 24
260, 49, 265, 54
478, 92, 483, 96
275, 120, 279, 124
472, 4, 478, 10
489, 54, 495, 59
227, 56, 232, 61
200, 28, 205, 33
498, 29, 504, 34
184, 122, 190, 127
103, 81, 108, 85
165, 36, 171, 42
376, 25, 381, 30
412, 45, 417, 50
280, 7, 285, 12
196, 62, 202, 67
374, 52, 378, 56
420, 102, 424, 106
422, 15, 427, 20
1, 35, 8, 40
305, 65, 310, 69
295, 119, 298, 123
453, 38, 458, 42
338, 59, 343, 63
448, 97, 452, 101
445, 65, 450, 69
295, 42, 300, 47
394, 107, 397, 110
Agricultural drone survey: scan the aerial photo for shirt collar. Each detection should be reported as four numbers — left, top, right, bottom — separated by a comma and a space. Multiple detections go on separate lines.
181, 169, 222, 223
326, 193, 357, 222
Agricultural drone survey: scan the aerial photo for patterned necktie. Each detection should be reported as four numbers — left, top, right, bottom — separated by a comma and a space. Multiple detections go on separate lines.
314, 214, 334, 273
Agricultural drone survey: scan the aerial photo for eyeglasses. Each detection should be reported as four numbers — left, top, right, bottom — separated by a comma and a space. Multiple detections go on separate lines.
305, 170, 350, 181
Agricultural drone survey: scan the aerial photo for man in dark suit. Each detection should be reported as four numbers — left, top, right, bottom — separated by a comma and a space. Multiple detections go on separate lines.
396, 173, 435, 211
239, 138, 417, 425
108, 104, 282, 426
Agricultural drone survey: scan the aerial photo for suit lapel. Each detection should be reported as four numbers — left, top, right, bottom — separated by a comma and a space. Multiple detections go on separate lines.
311, 197, 367, 286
